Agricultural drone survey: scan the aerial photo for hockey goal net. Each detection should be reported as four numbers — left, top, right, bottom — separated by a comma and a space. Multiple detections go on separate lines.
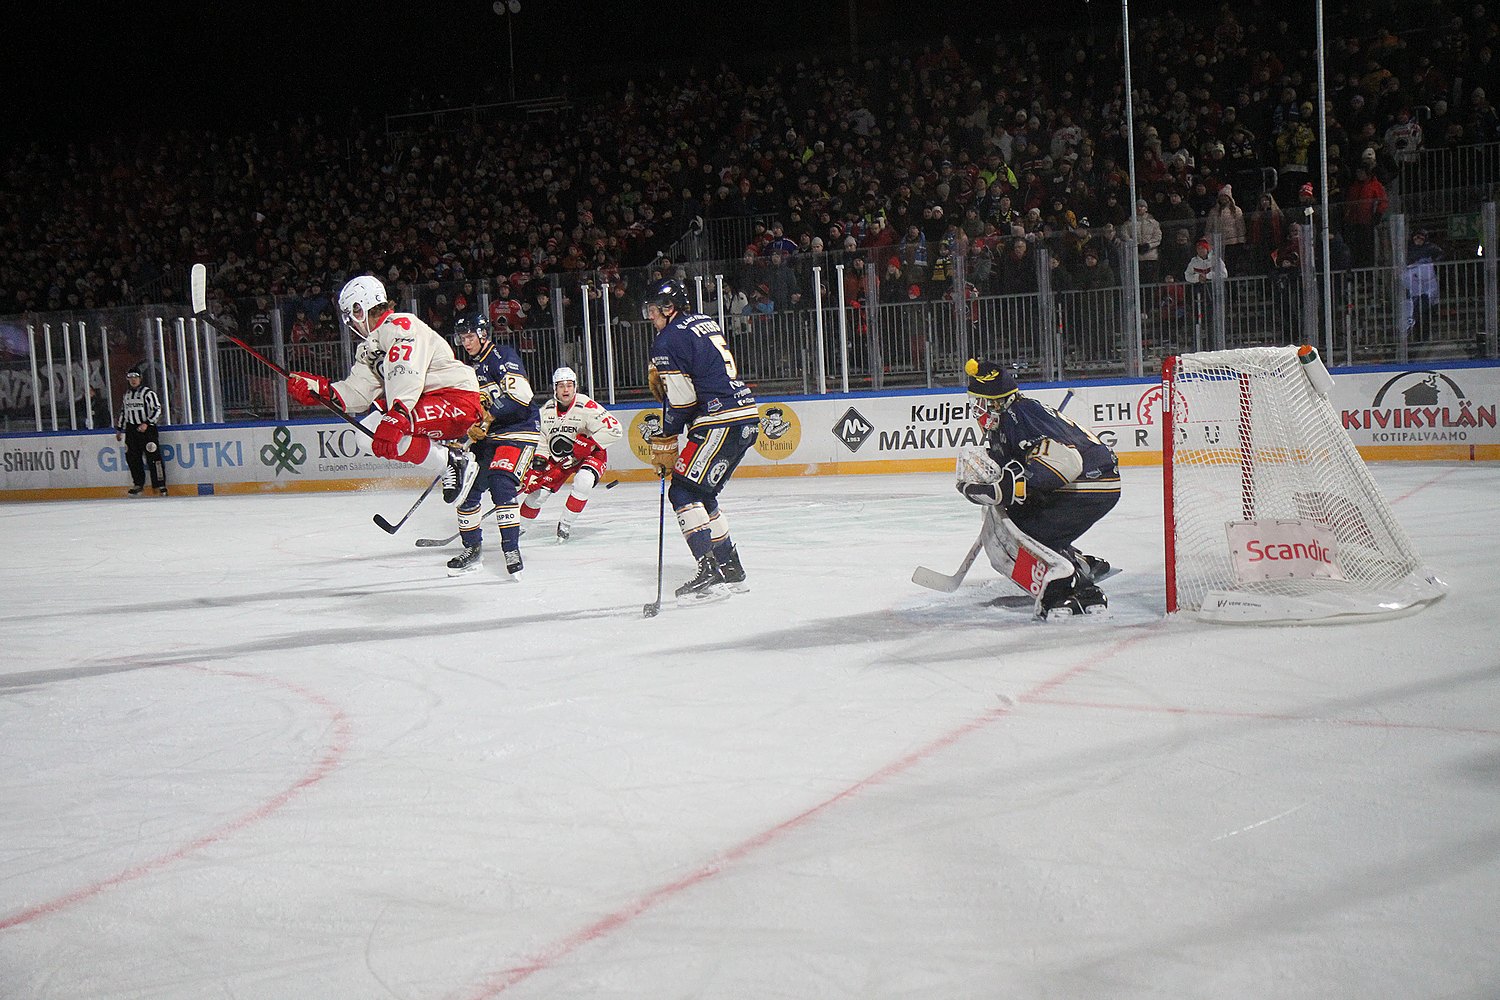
1163, 346, 1446, 622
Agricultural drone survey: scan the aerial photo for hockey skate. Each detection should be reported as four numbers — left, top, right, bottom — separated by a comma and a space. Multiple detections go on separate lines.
503, 548, 524, 576
555, 521, 571, 542
157, 487, 168, 496
443, 451, 478, 505
675, 554, 729, 605
718, 545, 749, 593
1077, 553, 1111, 582
1042, 581, 1108, 619
127, 486, 144, 496
446, 544, 483, 577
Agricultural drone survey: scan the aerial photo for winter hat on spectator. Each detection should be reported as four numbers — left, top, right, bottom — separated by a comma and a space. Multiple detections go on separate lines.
887, 256, 902, 270
755, 283, 771, 296
907, 284, 922, 299
1300, 182, 1315, 198
1196, 238, 1211, 251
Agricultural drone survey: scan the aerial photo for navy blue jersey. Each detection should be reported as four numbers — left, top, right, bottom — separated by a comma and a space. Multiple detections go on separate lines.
471, 342, 539, 439
649, 312, 758, 436
987, 396, 1120, 496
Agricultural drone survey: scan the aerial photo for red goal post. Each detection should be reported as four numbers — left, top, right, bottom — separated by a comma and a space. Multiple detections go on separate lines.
1162, 346, 1446, 623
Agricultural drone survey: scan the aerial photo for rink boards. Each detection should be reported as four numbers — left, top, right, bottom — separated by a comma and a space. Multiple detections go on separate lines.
3, 363, 1497, 500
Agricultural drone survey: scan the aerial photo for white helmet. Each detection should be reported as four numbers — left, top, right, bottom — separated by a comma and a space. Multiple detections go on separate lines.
552, 366, 578, 385
338, 275, 388, 332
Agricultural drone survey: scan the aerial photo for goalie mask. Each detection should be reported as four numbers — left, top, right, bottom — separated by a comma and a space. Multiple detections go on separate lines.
337, 275, 389, 336
965, 358, 1019, 428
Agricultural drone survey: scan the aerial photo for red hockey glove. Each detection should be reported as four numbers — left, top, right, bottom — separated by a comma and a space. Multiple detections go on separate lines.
567, 434, 600, 468
288, 372, 339, 408
371, 403, 414, 460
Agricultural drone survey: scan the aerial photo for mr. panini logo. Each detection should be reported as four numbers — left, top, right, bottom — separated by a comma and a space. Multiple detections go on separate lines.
1342, 371, 1495, 442
877, 401, 985, 452
754, 403, 801, 460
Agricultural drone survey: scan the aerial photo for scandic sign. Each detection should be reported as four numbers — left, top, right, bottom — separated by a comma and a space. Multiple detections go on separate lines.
1226, 520, 1344, 584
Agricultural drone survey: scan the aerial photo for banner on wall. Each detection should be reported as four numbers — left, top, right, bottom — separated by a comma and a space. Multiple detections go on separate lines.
4, 364, 1497, 498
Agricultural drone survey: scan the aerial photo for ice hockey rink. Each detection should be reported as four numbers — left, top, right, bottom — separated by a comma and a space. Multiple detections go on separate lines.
2, 462, 1497, 1000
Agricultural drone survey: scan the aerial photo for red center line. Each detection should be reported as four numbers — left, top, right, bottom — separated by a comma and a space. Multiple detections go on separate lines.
0, 665, 351, 932
458, 629, 1161, 999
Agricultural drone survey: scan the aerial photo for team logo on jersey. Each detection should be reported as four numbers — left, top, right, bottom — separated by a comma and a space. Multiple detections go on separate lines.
628, 410, 666, 465
833, 407, 874, 453
753, 403, 801, 460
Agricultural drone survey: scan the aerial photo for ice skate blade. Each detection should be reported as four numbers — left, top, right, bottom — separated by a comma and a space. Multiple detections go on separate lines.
676, 584, 731, 607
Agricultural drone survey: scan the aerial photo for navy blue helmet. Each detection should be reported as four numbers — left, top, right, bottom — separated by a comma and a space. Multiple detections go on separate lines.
642, 278, 690, 319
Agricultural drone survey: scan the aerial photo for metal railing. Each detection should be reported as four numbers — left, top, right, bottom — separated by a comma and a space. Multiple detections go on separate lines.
4, 205, 1495, 435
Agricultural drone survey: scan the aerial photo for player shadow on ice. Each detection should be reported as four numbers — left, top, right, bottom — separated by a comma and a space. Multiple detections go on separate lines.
0, 574, 454, 626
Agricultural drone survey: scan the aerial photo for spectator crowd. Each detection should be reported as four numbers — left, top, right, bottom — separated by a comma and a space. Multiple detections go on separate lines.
2, 0, 1496, 341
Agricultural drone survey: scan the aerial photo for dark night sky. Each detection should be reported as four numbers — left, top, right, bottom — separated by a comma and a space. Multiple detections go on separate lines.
13, 1, 1118, 138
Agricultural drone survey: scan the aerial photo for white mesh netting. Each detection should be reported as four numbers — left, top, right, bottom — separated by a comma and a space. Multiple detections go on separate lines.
1165, 346, 1446, 622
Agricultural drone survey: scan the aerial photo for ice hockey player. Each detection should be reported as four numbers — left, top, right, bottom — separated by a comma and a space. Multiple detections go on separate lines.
444, 316, 540, 577
957, 358, 1120, 615
286, 275, 480, 504
642, 278, 760, 604
519, 366, 623, 541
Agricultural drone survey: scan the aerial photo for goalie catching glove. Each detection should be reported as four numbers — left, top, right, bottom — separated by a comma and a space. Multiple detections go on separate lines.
957, 459, 1026, 507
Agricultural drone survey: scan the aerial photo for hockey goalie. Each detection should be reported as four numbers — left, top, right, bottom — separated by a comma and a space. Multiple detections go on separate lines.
945, 359, 1121, 618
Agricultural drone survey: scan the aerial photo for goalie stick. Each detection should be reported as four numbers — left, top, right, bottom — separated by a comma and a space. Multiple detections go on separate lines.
911, 534, 985, 593
412, 480, 619, 547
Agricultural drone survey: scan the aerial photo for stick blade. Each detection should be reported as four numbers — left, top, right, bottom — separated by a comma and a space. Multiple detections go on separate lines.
911, 566, 965, 593
642, 602, 661, 618
414, 536, 455, 548
190, 263, 208, 313
373, 514, 399, 534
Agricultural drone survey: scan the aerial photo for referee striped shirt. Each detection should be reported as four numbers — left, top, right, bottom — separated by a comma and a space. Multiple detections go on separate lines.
118, 385, 162, 429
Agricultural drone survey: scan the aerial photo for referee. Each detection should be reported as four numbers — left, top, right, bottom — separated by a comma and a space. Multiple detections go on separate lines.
115, 365, 167, 496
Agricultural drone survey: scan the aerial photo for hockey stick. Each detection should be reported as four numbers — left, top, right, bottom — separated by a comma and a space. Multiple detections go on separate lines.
373, 470, 445, 534
191, 263, 466, 526
911, 532, 985, 593
643, 471, 667, 618
190, 263, 376, 440
413, 480, 620, 547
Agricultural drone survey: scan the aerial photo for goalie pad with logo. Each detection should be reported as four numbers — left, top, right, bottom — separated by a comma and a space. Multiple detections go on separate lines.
980, 506, 1076, 618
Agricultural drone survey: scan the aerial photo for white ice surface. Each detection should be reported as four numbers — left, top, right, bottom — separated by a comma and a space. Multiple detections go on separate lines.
1, 464, 1498, 1000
